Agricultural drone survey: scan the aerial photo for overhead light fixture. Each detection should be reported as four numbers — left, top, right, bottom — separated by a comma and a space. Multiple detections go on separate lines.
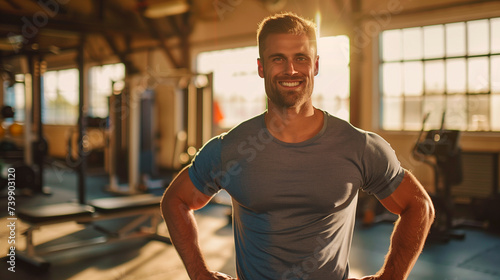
143, 0, 190, 18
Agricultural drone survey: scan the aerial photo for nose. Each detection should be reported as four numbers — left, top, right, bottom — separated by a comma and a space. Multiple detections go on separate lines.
284, 61, 298, 75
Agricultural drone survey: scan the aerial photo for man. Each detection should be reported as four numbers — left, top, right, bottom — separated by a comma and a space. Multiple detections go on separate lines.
161, 12, 434, 280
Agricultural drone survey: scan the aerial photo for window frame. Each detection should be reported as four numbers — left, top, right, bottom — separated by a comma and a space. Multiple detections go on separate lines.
378, 16, 500, 133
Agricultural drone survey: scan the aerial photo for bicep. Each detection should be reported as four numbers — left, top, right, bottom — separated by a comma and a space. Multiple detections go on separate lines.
379, 170, 433, 215
161, 166, 213, 212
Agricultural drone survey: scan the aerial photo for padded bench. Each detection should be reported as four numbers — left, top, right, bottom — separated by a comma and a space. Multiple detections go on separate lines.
89, 194, 162, 213
15, 194, 171, 270
17, 203, 95, 224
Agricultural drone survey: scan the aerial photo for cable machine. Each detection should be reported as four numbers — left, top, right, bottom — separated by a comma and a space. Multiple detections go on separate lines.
413, 112, 465, 242
106, 72, 213, 194
0, 51, 54, 196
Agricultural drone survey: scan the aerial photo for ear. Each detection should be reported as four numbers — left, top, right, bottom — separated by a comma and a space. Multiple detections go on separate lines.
257, 58, 265, 78
314, 55, 319, 76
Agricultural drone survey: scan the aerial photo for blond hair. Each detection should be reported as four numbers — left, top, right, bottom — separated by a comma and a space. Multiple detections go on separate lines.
256, 12, 317, 59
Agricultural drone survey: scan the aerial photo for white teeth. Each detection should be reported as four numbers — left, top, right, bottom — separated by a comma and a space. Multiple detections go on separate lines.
280, 81, 300, 87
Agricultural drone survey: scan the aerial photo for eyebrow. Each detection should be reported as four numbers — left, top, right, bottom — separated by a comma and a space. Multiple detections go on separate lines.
267, 53, 285, 59
267, 52, 310, 59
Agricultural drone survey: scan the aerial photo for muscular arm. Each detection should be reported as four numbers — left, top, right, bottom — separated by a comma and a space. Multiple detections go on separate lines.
349, 170, 435, 280
377, 170, 435, 279
161, 166, 234, 280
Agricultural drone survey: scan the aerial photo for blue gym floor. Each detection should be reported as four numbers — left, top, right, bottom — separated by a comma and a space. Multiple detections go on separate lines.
1, 166, 499, 280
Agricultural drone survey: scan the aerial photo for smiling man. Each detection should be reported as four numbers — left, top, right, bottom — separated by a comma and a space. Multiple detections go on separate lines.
161, 12, 434, 280
258, 31, 318, 109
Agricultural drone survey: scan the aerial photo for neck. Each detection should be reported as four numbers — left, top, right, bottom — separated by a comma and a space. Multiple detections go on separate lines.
265, 102, 323, 143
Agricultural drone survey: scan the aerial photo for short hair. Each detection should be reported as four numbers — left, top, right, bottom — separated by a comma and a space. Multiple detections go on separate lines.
256, 12, 318, 59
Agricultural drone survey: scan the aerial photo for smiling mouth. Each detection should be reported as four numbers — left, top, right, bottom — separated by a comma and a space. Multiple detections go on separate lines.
279, 81, 301, 87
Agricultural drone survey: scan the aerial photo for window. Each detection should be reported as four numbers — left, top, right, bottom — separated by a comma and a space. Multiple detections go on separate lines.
88, 63, 125, 118
4, 63, 125, 126
197, 46, 266, 129
380, 17, 500, 131
43, 68, 79, 124
197, 36, 350, 129
3, 75, 25, 123
4, 71, 79, 125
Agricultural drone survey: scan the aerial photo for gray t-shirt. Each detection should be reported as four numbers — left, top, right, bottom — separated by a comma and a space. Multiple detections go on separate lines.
189, 110, 405, 280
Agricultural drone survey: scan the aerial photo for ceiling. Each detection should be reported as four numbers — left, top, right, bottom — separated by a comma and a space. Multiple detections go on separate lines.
0, 0, 285, 72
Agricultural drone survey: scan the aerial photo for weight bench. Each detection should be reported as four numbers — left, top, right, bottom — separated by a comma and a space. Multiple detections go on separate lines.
15, 194, 171, 270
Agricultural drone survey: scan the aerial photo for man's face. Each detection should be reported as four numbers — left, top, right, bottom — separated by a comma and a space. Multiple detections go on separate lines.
258, 33, 319, 109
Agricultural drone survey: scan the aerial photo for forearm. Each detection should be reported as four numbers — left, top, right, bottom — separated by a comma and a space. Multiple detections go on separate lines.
162, 200, 211, 279
377, 200, 434, 280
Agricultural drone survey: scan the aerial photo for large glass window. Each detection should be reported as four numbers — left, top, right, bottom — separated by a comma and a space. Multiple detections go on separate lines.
88, 63, 125, 118
2, 76, 25, 123
3, 63, 125, 126
380, 17, 500, 131
43, 68, 79, 125
197, 35, 350, 130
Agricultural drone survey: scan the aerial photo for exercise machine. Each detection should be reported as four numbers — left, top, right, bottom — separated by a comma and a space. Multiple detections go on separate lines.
15, 194, 170, 270
106, 85, 162, 194
0, 53, 55, 195
12, 44, 175, 269
0, 72, 39, 195
105, 72, 213, 194
413, 113, 465, 242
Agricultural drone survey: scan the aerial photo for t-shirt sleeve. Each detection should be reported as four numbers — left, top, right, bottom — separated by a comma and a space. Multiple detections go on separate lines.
188, 134, 224, 197
361, 132, 405, 200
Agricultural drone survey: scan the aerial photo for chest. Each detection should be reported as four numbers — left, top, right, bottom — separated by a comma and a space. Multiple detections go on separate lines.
223, 145, 363, 214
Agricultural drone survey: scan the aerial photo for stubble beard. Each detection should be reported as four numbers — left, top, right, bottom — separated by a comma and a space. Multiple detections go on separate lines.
267, 77, 313, 109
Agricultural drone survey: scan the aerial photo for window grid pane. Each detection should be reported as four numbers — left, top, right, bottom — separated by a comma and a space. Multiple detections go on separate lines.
43, 69, 79, 125
424, 60, 445, 94
89, 63, 125, 118
491, 55, 500, 93
468, 57, 489, 94
446, 22, 466, 57
446, 59, 466, 94
467, 20, 490, 56
380, 17, 500, 132
403, 97, 423, 130
423, 25, 445, 59
403, 61, 423, 96
491, 18, 500, 53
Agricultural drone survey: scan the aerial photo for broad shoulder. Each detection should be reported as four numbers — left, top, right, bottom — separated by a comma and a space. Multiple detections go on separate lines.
222, 112, 266, 140
323, 112, 367, 140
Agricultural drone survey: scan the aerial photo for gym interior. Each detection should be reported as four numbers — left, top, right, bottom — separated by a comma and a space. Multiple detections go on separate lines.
0, 0, 499, 279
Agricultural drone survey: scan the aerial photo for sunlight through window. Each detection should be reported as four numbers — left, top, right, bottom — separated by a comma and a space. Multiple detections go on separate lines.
43, 68, 79, 124
197, 36, 350, 130
380, 17, 500, 132
89, 63, 125, 118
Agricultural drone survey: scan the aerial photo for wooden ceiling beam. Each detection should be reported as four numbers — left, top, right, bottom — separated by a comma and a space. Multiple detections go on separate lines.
104, 33, 140, 74
27, 0, 69, 14
92, 0, 105, 20
142, 17, 183, 69
0, 11, 147, 36
168, 14, 191, 69
102, 0, 144, 28
5, 0, 23, 10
